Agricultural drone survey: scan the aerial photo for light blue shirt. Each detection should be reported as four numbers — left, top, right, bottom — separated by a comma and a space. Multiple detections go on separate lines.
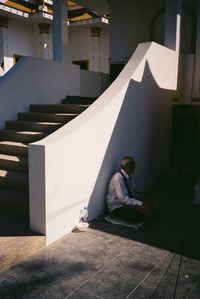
106, 169, 143, 213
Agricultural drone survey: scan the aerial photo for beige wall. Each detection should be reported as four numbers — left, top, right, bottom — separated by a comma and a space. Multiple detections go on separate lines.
68, 26, 109, 73
0, 17, 109, 75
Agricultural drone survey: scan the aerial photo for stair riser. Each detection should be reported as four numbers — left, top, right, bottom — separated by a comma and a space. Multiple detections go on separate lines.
0, 178, 28, 191
0, 98, 96, 195
30, 105, 88, 114
0, 144, 28, 156
6, 121, 62, 133
0, 159, 28, 172
63, 97, 96, 105
0, 132, 47, 143
18, 113, 77, 123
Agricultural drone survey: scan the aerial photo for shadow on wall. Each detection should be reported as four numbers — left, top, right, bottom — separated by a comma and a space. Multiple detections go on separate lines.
87, 61, 173, 218
84, 64, 200, 263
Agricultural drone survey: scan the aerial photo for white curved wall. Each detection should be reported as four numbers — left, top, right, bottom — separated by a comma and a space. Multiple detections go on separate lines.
29, 42, 178, 245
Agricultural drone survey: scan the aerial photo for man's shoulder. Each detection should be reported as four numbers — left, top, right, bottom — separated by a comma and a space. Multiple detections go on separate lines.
111, 171, 124, 182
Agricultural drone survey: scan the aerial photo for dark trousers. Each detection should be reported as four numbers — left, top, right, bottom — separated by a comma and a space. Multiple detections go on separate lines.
111, 206, 146, 223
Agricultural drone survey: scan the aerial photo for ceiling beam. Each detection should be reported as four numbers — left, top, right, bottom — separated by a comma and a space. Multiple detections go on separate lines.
74, 0, 110, 15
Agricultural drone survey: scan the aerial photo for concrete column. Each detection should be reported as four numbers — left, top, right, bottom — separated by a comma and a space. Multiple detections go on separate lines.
164, 0, 182, 52
53, 0, 68, 62
192, 0, 200, 97
38, 23, 50, 59
0, 16, 9, 72
90, 27, 102, 72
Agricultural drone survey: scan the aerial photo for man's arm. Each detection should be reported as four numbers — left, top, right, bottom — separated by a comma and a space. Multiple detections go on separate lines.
134, 190, 143, 199
114, 174, 143, 206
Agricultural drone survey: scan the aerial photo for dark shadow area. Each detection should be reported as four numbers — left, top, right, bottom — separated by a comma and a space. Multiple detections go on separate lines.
89, 176, 200, 261
0, 257, 96, 298
87, 62, 200, 262
0, 179, 199, 298
88, 61, 173, 216
0, 188, 39, 236
0, 188, 45, 273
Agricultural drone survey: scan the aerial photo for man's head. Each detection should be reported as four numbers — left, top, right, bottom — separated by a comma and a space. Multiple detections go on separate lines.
121, 156, 136, 175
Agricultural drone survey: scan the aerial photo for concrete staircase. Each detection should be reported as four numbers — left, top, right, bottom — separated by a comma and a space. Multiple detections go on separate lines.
0, 96, 96, 271
0, 96, 96, 192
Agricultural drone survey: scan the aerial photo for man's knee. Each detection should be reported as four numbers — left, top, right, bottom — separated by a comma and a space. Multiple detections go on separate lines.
141, 206, 152, 217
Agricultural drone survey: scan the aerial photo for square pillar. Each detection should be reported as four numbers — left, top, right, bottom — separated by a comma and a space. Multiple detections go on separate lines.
53, 0, 68, 62
90, 27, 102, 72
38, 23, 50, 59
0, 16, 10, 72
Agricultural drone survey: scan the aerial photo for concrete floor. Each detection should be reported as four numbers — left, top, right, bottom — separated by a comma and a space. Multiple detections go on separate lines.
0, 178, 200, 298
0, 189, 45, 272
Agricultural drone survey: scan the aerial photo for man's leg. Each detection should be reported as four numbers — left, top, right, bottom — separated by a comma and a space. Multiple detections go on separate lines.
128, 198, 159, 217
111, 206, 146, 223
128, 204, 152, 217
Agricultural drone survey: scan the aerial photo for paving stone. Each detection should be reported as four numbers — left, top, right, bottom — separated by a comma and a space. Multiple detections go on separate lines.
0, 263, 44, 298
6, 279, 74, 299
67, 288, 104, 298
187, 281, 200, 299
80, 247, 167, 299
174, 256, 200, 299
42, 254, 102, 289
150, 254, 182, 298
125, 253, 174, 298
27, 227, 134, 278
124, 241, 167, 263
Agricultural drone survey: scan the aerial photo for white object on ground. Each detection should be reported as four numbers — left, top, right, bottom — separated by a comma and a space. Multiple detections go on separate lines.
104, 215, 144, 230
77, 222, 89, 232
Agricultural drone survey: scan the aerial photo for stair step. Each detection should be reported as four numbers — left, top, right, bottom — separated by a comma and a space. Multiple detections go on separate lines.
0, 141, 28, 156
0, 169, 28, 191
63, 96, 97, 105
18, 112, 78, 123
0, 154, 28, 172
30, 104, 89, 114
0, 130, 48, 143
6, 120, 63, 132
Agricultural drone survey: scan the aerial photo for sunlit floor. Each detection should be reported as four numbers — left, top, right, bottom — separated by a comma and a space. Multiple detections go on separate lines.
0, 178, 200, 298
0, 189, 45, 272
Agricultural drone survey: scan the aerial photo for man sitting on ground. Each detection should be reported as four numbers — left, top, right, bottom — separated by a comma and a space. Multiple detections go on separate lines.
106, 156, 157, 223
